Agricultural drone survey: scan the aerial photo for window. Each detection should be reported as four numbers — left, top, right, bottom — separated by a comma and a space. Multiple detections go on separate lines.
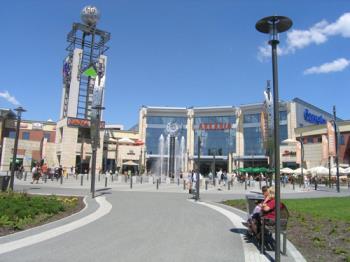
243, 127, 263, 155
44, 132, 51, 142
194, 115, 236, 125
279, 111, 287, 121
243, 114, 260, 124
317, 136, 322, 143
22, 132, 30, 140
8, 131, 16, 139
146, 116, 187, 125
306, 137, 313, 144
340, 135, 345, 145
279, 125, 288, 143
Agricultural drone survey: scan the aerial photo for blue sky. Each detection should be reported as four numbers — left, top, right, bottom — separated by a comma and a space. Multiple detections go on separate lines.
1, 0, 349, 128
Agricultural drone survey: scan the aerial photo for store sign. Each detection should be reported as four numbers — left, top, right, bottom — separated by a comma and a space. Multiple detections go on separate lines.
304, 109, 326, 125
199, 123, 231, 130
127, 150, 135, 155
67, 117, 105, 128
32, 123, 43, 130
282, 150, 296, 157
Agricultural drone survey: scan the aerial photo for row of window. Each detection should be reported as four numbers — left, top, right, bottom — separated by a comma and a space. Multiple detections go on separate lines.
302, 135, 346, 145
243, 111, 287, 124
147, 112, 287, 126
8, 131, 51, 142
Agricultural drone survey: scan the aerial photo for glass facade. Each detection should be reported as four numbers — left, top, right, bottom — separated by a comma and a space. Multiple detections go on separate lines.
279, 124, 288, 143
243, 113, 260, 124
243, 127, 263, 155
146, 116, 187, 155
193, 115, 236, 156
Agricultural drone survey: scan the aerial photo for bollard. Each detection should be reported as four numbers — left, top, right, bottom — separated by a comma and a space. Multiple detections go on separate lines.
141, 176, 143, 184
87, 173, 89, 181
105, 176, 108, 187
283, 180, 285, 188
292, 179, 295, 190
80, 175, 83, 186
315, 179, 318, 191
130, 175, 133, 189
98, 174, 100, 182
259, 178, 262, 189
228, 181, 230, 190
183, 180, 186, 190
111, 174, 114, 182
205, 180, 208, 190
156, 179, 159, 190
44, 175, 47, 183
60, 175, 63, 185
125, 175, 127, 183
213, 179, 216, 187
24, 172, 27, 181
177, 178, 180, 186
245, 179, 247, 190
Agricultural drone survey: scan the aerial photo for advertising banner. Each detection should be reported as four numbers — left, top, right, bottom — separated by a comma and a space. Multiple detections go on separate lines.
327, 121, 336, 157
296, 141, 302, 164
322, 135, 329, 160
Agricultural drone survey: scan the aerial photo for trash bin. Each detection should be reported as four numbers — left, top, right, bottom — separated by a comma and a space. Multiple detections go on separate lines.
0, 172, 10, 192
245, 194, 264, 219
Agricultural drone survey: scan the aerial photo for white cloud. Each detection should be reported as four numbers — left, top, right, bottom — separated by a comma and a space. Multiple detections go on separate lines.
257, 13, 350, 60
0, 91, 20, 106
304, 58, 350, 75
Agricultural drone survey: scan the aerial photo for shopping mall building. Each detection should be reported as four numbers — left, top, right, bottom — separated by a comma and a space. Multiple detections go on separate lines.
138, 98, 340, 174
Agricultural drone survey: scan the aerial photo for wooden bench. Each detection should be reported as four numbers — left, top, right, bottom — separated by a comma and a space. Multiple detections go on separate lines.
260, 203, 289, 255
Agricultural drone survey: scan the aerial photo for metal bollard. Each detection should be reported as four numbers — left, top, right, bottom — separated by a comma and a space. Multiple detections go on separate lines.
60, 175, 63, 185
44, 175, 47, 183
183, 180, 186, 190
111, 174, 114, 182
98, 174, 100, 182
245, 179, 247, 190
315, 179, 318, 191
125, 175, 127, 183
283, 180, 285, 188
177, 178, 180, 186
130, 176, 133, 189
293, 179, 295, 190
141, 177, 143, 184
259, 179, 261, 189
105, 176, 108, 187
87, 173, 89, 181
81, 175, 83, 186
205, 180, 208, 190
24, 172, 27, 181
156, 179, 159, 190
228, 181, 230, 190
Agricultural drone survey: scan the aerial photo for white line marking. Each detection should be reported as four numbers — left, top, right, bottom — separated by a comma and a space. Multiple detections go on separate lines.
0, 196, 112, 255
192, 200, 269, 262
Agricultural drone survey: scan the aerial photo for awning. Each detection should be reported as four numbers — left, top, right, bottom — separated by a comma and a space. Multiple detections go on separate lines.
123, 160, 138, 166
118, 138, 135, 144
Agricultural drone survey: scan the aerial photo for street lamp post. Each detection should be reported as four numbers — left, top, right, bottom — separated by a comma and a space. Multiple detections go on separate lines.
9, 107, 26, 191
90, 105, 105, 198
300, 133, 304, 187
333, 106, 340, 193
256, 15, 292, 262
196, 135, 201, 201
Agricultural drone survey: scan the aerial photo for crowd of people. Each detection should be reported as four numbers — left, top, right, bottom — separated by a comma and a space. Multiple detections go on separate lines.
29, 164, 76, 184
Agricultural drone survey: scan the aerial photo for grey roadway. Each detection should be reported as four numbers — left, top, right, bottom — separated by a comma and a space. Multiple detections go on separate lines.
0, 189, 245, 262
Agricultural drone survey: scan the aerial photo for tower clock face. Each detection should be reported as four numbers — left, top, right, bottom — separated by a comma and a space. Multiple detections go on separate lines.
166, 122, 179, 136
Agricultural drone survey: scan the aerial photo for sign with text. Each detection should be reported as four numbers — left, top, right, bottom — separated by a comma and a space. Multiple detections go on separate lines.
67, 117, 105, 129
198, 123, 232, 130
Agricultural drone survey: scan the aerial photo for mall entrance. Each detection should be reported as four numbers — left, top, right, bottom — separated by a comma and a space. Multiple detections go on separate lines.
195, 159, 228, 177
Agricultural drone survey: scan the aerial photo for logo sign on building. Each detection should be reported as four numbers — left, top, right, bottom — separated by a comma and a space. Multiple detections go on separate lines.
199, 123, 232, 130
327, 121, 336, 157
67, 117, 105, 129
282, 150, 296, 157
303, 109, 326, 125
32, 123, 43, 130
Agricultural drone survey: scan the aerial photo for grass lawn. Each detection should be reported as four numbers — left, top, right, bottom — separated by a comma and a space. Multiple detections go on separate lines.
0, 192, 83, 236
223, 197, 350, 262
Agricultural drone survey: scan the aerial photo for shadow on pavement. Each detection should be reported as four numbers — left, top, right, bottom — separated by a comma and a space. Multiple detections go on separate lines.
230, 228, 274, 262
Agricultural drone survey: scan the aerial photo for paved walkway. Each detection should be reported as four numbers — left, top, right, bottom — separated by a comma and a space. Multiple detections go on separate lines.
1, 177, 348, 261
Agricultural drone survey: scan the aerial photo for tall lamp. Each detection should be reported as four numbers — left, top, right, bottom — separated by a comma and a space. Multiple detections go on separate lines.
9, 106, 26, 191
256, 15, 292, 262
